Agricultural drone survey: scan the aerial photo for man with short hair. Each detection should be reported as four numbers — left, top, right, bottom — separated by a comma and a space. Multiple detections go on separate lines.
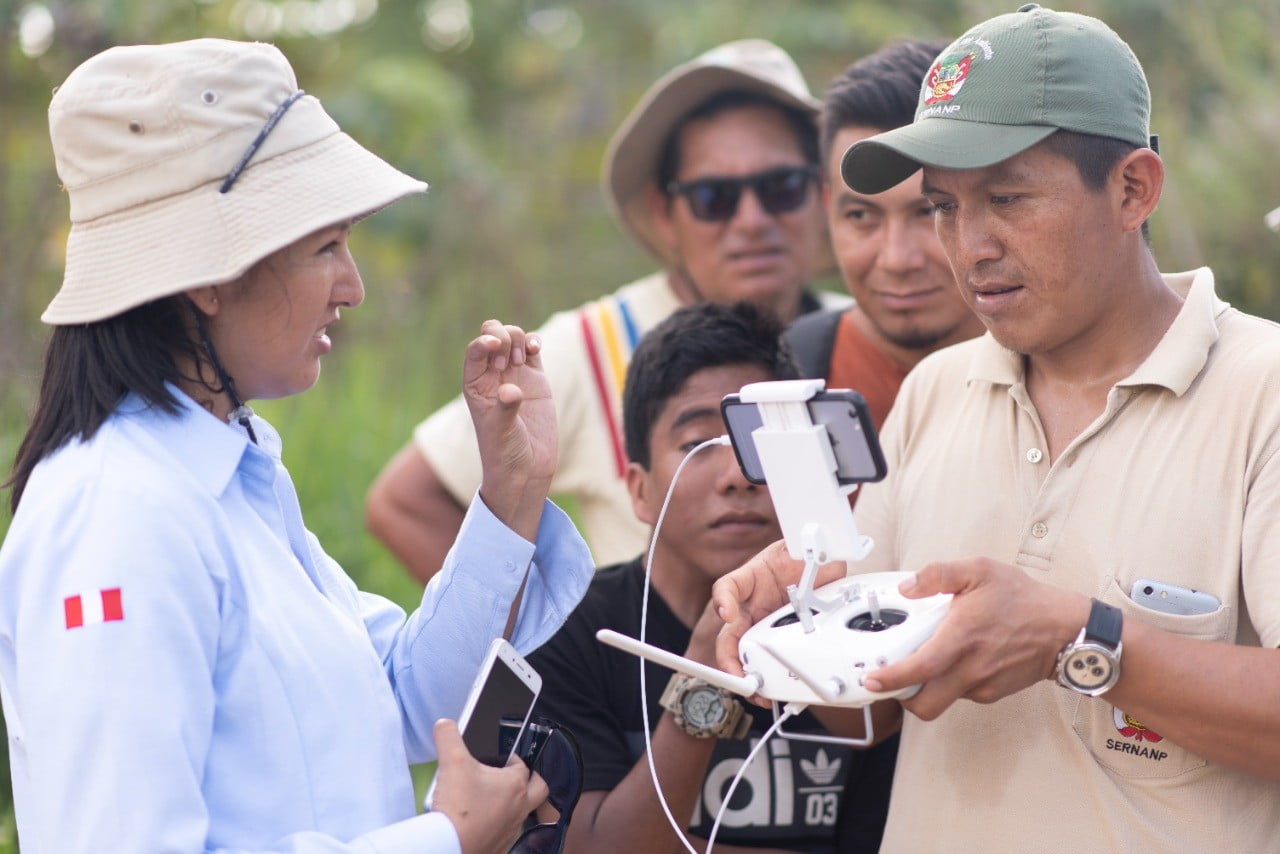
366, 40, 841, 583
528, 302, 865, 853
788, 39, 984, 428
778, 40, 991, 849
714, 7, 1280, 850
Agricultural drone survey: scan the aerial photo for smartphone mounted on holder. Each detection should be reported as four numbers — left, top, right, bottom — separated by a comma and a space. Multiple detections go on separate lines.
596, 379, 947, 753
721, 387, 886, 486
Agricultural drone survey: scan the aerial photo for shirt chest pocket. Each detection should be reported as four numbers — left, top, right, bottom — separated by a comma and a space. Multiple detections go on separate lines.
1069, 578, 1234, 780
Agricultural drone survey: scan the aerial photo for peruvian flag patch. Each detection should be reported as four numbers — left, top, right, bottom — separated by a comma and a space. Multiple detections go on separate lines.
64, 588, 124, 629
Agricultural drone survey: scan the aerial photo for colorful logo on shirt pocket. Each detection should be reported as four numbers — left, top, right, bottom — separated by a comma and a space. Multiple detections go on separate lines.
1113, 707, 1163, 743
1070, 667, 1205, 778
1102, 707, 1168, 764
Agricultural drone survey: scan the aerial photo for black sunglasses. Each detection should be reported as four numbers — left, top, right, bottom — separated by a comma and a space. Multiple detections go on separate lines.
507, 716, 584, 854
666, 165, 818, 222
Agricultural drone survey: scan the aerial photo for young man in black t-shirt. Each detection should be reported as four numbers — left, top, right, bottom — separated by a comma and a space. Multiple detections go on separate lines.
528, 303, 889, 853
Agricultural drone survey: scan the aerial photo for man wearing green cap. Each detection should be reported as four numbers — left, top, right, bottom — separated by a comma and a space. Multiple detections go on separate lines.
713, 6, 1280, 850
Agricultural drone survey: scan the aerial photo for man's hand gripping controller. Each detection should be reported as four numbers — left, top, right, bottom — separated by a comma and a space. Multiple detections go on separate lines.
598, 380, 949, 745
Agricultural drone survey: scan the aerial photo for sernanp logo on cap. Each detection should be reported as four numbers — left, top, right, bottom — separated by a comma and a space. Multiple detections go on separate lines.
840, 4, 1150, 196
913, 4, 1149, 143
918, 36, 994, 118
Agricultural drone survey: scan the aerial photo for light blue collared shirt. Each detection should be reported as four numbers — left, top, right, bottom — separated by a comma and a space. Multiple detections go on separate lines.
0, 389, 593, 853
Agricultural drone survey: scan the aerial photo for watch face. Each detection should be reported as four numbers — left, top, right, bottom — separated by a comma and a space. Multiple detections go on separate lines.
1062, 644, 1116, 692
681, 685, 728, 728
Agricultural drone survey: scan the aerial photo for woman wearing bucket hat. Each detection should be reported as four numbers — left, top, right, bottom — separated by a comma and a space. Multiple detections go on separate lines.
0, 39, 593, 853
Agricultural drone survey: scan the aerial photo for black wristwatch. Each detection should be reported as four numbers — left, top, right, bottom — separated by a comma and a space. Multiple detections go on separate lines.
1054, 599, 1123, 696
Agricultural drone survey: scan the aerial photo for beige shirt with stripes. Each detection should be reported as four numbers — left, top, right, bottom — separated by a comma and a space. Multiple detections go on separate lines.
852, 268, 1280, 852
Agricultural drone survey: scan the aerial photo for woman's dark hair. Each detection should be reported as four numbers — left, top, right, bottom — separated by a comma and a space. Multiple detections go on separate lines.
623, 301, 800, 470
5, 296, 204, 512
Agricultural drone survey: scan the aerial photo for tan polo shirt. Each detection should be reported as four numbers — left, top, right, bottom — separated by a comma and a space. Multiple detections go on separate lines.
852, 268, 1280, 852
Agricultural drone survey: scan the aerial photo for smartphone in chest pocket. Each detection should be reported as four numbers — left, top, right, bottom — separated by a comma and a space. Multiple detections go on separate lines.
1129, 578, 1220, 616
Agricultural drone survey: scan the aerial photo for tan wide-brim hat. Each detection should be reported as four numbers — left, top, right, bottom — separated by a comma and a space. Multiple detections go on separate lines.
42, 39, 428, 325
602, 39, 820, 266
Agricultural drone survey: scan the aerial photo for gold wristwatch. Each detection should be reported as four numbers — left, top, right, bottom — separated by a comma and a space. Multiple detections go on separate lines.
659, 674, 751, 739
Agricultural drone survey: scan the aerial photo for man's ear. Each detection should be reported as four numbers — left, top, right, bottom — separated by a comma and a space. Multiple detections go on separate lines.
183, 285, 221, 316
625, 460, 658, 527
1114, 147, 1164, 234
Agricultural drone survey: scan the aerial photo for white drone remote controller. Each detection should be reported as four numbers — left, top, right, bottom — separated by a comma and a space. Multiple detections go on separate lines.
738, 570, 949, 706
597, 379, 950, 744
598, 572, 948, 708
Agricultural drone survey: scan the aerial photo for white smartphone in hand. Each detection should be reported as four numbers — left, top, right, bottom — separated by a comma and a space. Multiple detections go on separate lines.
425, 637, 542, 808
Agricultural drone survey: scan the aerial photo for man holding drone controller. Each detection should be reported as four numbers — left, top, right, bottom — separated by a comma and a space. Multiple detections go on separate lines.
715, 5, 1280, 851
528, 302, 878, 854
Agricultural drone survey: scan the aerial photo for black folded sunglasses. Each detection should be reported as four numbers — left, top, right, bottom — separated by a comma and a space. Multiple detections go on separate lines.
507, 715, 584, 854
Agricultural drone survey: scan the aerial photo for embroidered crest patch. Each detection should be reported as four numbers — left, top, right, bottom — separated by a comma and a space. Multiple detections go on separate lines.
1112, 707, 1163, 743
921, 36, 993, 114
924, 53, 974, 105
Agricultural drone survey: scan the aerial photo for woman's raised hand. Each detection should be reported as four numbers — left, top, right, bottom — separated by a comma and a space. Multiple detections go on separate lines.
462, 319, 556, 541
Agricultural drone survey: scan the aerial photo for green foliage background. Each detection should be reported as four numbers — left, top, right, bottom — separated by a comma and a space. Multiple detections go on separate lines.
1, 0, 1278, 847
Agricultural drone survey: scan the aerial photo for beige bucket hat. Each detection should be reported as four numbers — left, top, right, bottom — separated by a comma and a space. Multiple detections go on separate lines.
602, 39, 820, 266
42, 38, 428, 325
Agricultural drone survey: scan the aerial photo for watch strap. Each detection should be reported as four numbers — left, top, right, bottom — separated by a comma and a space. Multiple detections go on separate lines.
1084, 599, 1123, 650
723, 704, 752, 739
659, 673, 691, 712
1054, 598, 1124, 696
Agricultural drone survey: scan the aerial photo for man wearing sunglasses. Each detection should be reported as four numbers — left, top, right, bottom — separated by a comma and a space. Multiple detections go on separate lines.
528, 302, 864, 854
366, 39, 842, 585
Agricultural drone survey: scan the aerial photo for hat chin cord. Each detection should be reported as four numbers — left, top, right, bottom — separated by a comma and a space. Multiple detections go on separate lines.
183, 296, 258, 444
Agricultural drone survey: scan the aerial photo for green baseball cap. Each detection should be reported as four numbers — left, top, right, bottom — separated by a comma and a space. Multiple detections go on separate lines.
841, 4, 1150, 194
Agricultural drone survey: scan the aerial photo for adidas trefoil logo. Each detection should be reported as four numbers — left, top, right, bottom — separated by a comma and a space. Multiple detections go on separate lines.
800, 749, 842, 785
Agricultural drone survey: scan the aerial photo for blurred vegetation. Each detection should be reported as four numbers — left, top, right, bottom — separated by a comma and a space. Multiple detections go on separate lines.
1, 0, 1279, 847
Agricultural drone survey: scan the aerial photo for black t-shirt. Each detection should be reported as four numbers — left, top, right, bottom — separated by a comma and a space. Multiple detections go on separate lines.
527, 558, 895, 852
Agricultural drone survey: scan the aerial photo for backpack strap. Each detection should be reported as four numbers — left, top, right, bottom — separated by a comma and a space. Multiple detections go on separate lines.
784, 307, 845, 379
